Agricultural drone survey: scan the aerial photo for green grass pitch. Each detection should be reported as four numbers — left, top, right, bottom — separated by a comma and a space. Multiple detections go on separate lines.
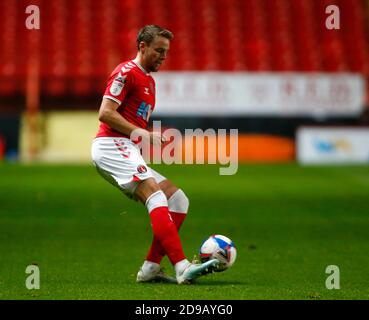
1, 163, 369, 299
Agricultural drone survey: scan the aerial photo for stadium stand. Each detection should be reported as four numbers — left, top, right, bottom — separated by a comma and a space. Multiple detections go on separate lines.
0, 0, 368, 100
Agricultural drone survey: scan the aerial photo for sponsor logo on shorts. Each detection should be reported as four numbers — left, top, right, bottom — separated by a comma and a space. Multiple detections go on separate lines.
137, 165, 147, 174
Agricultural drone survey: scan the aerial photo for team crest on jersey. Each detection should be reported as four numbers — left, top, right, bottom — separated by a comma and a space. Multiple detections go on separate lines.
110, 74, 126, 96
137, 165, 147, 174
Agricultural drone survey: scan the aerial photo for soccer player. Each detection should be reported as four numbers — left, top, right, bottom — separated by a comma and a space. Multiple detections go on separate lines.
91, 25, 218, 284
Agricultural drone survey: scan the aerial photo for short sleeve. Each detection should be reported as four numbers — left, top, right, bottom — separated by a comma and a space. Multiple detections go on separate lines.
103, 68, 133, 105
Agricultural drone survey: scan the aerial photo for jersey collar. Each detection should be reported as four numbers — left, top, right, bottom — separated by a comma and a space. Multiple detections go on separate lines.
132, 58, 150, 75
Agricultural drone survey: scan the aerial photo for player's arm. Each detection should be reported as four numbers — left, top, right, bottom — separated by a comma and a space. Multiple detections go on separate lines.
98, 98, 144, 137
98, 98, 165, 144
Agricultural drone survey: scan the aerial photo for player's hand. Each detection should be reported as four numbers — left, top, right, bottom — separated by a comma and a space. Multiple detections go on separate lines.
131, 128, 167, 146
160, 133, 169, 144
150, 131, 167, 146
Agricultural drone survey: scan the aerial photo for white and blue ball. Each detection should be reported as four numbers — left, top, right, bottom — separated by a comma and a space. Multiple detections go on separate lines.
199, 234, 237, 271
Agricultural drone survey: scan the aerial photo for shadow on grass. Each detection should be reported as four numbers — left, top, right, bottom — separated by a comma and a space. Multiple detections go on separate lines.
139, 279, 246, 286
195, 280, 246, 286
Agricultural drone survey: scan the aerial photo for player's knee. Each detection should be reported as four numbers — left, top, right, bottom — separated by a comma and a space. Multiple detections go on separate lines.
168, 189, 189, 214
135, 178, 161, 204
145, 190, 168, 213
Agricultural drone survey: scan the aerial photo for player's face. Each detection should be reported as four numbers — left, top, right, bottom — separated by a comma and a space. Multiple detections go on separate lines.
143, 36, 170, 72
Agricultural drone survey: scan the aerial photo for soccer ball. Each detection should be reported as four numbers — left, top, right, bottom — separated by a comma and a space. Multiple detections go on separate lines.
199, 234, 237, 272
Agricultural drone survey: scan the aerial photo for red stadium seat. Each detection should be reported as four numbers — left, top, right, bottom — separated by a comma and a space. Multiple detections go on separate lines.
1, 0, 368, 99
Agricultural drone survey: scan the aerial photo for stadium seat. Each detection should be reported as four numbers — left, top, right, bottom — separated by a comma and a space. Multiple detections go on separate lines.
1, 0, 368, 99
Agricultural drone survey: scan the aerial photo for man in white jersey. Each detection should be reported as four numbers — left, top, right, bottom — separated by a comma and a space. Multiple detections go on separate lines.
91, 25, 219, 284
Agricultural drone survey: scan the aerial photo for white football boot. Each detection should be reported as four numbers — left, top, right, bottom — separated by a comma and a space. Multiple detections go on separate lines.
136, 266, 177, 283
176, 259, 220, 284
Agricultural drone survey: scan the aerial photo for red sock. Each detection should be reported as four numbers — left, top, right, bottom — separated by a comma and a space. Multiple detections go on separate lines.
148, 207, 186, 265
171, 212, 186, 230
146, 212, 187, 264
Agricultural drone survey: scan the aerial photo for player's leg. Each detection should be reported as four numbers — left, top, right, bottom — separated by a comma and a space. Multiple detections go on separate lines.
161, 179, 189, 230
134, 178, 187, 268
135, 177, 219, 284
152, 169, 189, 230
92, 138, 178, 282
134, 177, 191, 280
92, 138, 218, 283
145, 179, 189, 264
